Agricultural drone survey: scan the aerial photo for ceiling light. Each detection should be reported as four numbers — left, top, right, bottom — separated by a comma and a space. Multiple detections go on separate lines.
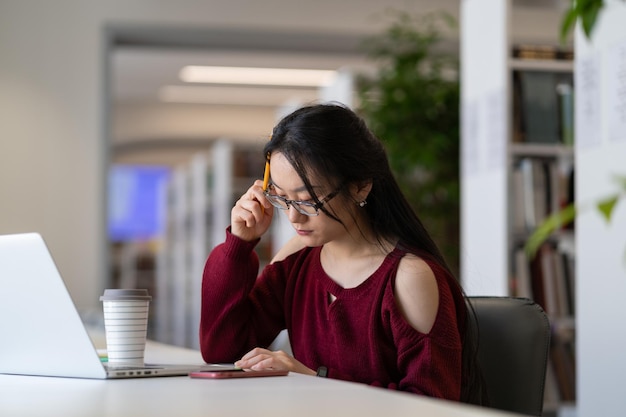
159, 85, 318, 106
179, 66, 337, 87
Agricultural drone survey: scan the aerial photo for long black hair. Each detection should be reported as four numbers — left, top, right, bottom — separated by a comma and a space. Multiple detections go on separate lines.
265, 103, 446, 269
264, 103, 487, 405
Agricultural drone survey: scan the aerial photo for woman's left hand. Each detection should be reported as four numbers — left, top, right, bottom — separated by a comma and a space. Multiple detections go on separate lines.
235, 348, 316, 376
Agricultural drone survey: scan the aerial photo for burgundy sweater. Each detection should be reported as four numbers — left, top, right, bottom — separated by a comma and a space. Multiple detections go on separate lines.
200, 229, 466, 400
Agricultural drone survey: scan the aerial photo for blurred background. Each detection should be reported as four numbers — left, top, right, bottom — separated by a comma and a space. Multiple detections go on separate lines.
1, 0, 568, 348
105, 0, 568, 349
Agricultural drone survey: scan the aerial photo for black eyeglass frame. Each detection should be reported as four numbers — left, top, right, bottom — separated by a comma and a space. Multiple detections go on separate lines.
263, 186, 343, 217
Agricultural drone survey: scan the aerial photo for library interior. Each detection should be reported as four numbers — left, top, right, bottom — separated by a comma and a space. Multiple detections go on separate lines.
1, 1, 626, 417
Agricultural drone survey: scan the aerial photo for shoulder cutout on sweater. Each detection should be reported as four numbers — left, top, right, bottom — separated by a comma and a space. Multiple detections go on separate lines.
394, 254, 439, 334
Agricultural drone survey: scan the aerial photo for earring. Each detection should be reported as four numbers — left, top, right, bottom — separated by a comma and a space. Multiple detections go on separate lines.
358, 200, 367, 208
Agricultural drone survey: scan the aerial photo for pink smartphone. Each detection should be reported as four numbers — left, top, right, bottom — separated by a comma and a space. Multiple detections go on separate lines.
189, 369, 289, 379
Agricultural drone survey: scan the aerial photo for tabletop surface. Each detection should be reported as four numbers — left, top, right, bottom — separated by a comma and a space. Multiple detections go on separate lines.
0, 340, 522, 417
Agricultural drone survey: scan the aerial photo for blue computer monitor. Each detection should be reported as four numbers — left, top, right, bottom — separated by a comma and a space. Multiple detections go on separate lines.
107, 165, 171, 242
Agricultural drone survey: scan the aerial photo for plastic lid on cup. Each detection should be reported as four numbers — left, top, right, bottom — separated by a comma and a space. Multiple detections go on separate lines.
100, 289, 152, 301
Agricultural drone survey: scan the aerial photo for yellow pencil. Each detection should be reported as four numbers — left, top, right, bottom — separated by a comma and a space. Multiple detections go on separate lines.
261, 152, 270, 214
262, 152, 270, 191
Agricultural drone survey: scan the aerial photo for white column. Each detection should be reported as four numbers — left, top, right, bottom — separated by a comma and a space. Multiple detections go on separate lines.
575, 3, 626, 415
460, 0, 510, 295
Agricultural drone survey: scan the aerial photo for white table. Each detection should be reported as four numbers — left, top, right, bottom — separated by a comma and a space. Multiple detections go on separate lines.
0, 341, 522, 417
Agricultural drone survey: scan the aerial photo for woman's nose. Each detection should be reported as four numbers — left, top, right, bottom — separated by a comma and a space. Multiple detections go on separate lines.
287, 204, 306, 223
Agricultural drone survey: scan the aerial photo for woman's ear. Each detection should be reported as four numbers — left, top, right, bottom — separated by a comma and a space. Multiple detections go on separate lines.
350, 180, 373, 203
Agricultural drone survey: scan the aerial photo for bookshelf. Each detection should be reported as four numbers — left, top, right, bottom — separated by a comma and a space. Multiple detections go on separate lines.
510, 54, 576, 414
108, 140, 293, 350
461, 1, 576, 415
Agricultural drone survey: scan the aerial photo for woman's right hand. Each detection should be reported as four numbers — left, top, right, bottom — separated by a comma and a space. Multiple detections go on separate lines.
231, 180, 274, 242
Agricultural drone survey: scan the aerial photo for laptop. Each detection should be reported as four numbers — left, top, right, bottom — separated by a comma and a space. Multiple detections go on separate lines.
0, 232, 237, 379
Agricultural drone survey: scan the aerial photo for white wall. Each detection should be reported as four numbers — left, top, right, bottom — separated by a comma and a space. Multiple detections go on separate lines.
0, 1, 104, 313
575, 1, 626, 415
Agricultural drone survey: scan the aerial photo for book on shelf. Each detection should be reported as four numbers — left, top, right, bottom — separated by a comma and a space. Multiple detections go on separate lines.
542, 355, 562, 406
512, 44, 574, 61
511, 157, 575, 234
517, 242, 575, 318
512, 70, 574, 145
511, 166, 527, 233
519, 71, 561, 144
513, 246, 532, 299
538, 243, 576, 318
514, 158, 549, 232
558, 244, 576, 317
539, 244, 560, 315
549, 327, 576, 402
557, 82, 574, 146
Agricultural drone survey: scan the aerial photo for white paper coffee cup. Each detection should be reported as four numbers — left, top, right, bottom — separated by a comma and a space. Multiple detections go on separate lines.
100, 289, 152, 366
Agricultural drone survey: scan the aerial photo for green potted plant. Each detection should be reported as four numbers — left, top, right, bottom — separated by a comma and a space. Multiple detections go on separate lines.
356, 11, 461, 275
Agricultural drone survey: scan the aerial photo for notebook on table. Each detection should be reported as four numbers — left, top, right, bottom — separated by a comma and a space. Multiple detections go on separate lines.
0, 232, 237, 379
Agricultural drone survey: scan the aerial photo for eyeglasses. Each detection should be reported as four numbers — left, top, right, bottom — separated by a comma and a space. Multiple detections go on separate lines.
263, 186, 342, 217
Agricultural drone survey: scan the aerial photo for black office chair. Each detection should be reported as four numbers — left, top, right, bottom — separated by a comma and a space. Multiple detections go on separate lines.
467, 296, 551, 416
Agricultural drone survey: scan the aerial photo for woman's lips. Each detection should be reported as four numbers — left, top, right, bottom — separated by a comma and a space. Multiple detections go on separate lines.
296, 229, 312, 236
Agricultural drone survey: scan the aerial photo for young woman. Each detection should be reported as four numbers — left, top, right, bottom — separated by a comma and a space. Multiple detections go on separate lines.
200, 103, 485, 403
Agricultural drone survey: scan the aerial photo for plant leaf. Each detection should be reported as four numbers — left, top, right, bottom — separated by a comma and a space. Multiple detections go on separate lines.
560, 7, 579, 45
525, 204, 577, 259
580, 0, 603, 39
597, 195, 619, 223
